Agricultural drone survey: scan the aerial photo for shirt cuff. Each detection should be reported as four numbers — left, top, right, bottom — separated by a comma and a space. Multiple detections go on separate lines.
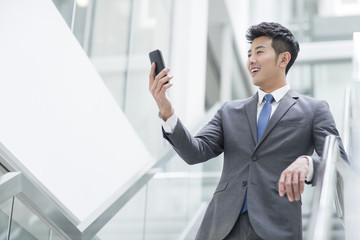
303, 155, 314, 182
159, 111, 178, 133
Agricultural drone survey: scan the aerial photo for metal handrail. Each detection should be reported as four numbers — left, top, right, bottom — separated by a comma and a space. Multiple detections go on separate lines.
0, 102, 221, 240
307, 133, 360, 240
306, 133, 360, 240
306, 135, 342, 240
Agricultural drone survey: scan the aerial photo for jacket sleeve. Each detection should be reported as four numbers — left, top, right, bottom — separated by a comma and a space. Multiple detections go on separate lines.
311, 100, 348, 185
162, 104, 226, 165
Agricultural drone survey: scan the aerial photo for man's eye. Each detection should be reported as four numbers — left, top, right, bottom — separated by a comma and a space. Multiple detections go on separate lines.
257, 51, 263, 54
247, 54, 251, 58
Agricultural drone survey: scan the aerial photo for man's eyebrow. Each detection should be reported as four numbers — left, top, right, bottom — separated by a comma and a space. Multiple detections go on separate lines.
248, 45, 266, 53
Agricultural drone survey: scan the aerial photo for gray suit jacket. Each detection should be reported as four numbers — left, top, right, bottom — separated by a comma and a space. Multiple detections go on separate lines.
163, 89, 347, 240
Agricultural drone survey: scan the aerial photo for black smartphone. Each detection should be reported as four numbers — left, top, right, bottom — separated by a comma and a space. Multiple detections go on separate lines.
149, 49, 166, 77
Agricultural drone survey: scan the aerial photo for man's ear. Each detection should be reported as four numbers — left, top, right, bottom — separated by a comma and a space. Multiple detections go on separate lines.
279, 52, 291, 69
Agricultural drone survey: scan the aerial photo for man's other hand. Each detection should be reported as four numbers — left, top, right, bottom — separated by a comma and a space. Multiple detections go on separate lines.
278, 156, 309, 202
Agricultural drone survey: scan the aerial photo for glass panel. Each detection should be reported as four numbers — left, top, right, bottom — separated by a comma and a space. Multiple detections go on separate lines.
249, 0, 360, 42
97, 148, 221, 239
339, 159, 360, 239
0, 198, 12, 240
129, 0, 172, 54
73, 0, 94, 51
312, 61, 352, 131
88, 0, 132, 107
52, 0, 74, 27
349, 82, 360, 173
143, 154, 222, 239
318, 0, 360, 17
287, 64, 313, 96
288, 61, 352, 131
49, 230, 64, 240
0, 167, 6, 177
90, 0, 132, 56
145, 175, 191, 239
96, 185, 147, 240
10, 198, 54, 240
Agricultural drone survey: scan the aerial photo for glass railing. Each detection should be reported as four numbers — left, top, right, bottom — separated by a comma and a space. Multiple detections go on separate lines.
96, 146, 222, 239
0, 197, 11, 240
0, 103, 221, 240
0, 196, 63, 240
343, 81, 360, 174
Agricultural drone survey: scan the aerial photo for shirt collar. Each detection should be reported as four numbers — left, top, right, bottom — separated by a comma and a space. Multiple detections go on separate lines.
257, 85, 290, 104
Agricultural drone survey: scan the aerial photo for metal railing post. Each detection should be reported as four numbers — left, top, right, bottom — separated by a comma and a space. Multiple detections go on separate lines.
6, 197, 15, 240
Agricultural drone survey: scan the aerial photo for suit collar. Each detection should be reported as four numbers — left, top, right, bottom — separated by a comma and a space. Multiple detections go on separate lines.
257, 84, 291, 104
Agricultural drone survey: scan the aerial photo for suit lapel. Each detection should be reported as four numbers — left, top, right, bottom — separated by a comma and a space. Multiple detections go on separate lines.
255, 89, 299, 149
245, 93, 258, 144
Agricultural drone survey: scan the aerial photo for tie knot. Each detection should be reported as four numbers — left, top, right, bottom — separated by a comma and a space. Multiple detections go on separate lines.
264, 94, 274, 103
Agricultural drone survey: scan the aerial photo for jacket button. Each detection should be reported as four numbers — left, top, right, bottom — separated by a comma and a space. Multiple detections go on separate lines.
252, 156, 257, 161
242, 181, 247, 186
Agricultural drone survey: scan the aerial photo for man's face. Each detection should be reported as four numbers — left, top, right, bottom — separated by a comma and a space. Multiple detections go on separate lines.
247, 36, 283, 91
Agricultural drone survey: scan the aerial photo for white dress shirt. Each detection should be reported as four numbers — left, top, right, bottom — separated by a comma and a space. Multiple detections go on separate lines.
257, 85, 290, 121
160, 84, 313, 181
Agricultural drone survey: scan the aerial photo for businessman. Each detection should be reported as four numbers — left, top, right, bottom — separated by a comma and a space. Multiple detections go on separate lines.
149, 22, 347, 239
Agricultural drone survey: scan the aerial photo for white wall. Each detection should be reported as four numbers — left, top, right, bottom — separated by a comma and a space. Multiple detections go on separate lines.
169, 0, 209, 125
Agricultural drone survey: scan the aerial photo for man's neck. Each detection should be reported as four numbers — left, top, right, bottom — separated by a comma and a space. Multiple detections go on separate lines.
260, 83, 287, 93
259, 75, 287, 93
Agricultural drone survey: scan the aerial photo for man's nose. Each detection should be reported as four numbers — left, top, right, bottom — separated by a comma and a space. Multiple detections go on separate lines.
248, 55, 256, 63
247, 56, 256, 67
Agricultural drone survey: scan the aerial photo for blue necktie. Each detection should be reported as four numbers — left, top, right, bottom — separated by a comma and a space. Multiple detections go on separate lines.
257, 94, 274, 141
240, 94, 274, 214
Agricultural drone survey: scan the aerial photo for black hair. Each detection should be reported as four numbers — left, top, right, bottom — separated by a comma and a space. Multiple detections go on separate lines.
246, 22, 300, 74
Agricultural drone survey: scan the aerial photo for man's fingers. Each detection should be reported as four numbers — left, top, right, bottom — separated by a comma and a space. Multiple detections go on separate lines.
160, 82, 173, 95
149, 63, 156, 86
278, 173, 286, 197
292, 172, 300, 201
155, 68, 170, 81
299, 171, 306, 194
155, 75, 173, 96
279, 170, 303, 202
278, 157, 310, 203
285, 172, 294, 202
149, 63, 158, 94
150, 67, 172, 97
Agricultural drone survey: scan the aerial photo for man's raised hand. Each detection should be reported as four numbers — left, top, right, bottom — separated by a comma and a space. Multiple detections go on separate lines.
149, 63, 174, 121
